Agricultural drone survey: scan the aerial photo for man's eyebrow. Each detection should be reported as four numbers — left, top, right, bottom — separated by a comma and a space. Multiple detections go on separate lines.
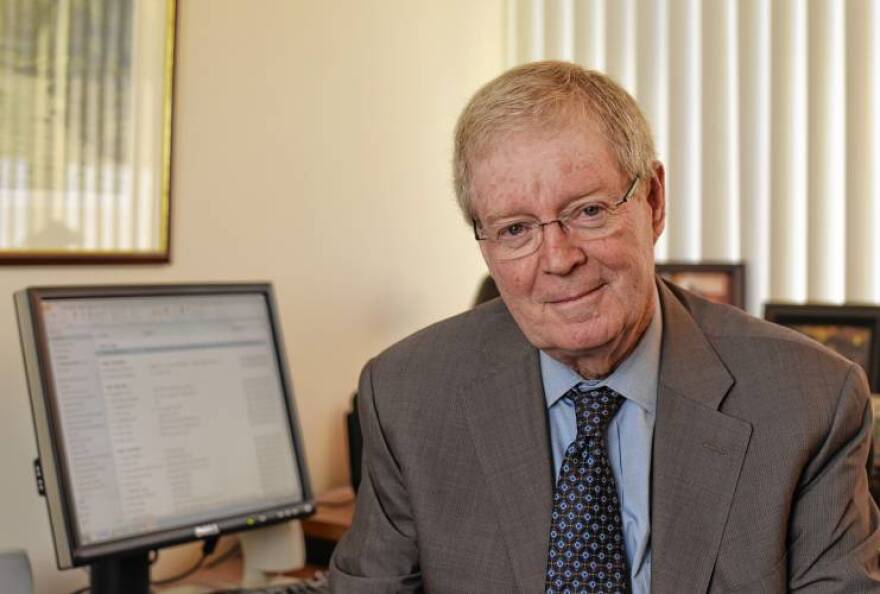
558, 186, 609, 210
480, 183, 610, 222
481, 208, 535, 225
567, 183, 607, 201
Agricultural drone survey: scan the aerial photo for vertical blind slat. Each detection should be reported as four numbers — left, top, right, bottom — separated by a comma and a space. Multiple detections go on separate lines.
666, 0, 701, 261
807, 0, 846, 303
701, 0, 738, 261
635, 0, 669, 260
511, 0, 545, 66
873, 6, 880, 302
738, 0, 770, 314
846, 0, 880, 303
544, 0, 574, 61
573, 0, 604, 71
605, 0, 636, 93
769, 0, 807, 301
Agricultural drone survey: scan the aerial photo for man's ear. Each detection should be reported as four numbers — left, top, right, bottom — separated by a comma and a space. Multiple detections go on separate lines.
474, 218, 493, 267
478, 240, 491, 266
647, 161, 666, 243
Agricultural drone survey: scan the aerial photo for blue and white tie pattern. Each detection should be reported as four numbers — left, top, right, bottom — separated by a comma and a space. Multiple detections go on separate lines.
545, 384, 629, 594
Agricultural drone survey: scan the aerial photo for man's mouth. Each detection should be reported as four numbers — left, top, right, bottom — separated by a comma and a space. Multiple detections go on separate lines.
546, 282, 606, 305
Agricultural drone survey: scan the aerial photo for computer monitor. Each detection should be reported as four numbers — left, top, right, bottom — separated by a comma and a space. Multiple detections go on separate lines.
15, 283, 314, 594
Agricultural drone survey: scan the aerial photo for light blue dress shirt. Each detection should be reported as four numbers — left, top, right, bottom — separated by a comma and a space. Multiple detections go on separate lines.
540, 288, 661, 594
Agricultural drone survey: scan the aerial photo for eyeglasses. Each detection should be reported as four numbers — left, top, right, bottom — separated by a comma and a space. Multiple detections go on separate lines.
472, 176, 640, 261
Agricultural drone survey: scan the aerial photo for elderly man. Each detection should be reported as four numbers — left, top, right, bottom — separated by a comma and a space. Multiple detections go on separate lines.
329, 61, 880, 593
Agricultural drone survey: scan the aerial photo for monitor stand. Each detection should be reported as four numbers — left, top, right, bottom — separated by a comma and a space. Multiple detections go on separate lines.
239, 520, 305, 587
90, 552, 150, 594
83, 522, 305, 593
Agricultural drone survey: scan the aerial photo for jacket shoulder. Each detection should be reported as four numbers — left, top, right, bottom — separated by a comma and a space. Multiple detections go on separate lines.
672, 285, 865, 402
362, 298, 525, 407
373, 298, 510, 370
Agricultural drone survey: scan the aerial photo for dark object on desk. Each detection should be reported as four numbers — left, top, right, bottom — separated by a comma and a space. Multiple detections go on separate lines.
302, 487, 355, 566
347, 393, 362, 493
305, 537, 336, 569
474, 275, 499, 305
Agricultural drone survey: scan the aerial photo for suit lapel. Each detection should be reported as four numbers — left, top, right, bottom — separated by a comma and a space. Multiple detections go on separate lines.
459, 310, 553, 594
651, 282, 752, 593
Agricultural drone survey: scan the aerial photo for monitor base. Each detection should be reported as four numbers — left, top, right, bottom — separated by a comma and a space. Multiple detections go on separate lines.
90, 551, 149, 594
240, 520, 305, 587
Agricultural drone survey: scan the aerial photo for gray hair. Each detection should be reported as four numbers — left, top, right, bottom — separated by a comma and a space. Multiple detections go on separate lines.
453, 61, 657, 220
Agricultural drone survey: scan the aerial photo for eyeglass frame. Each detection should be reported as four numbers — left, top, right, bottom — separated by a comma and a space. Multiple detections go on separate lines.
471, 175, 641, 259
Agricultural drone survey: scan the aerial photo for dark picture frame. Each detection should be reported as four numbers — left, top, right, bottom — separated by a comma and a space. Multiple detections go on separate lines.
870, 396, 880, 502
656, 262, 746, 310
764, 303, 880, 393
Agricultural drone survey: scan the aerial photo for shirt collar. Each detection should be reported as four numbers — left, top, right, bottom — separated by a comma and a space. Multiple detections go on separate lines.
540, 284, 662, 414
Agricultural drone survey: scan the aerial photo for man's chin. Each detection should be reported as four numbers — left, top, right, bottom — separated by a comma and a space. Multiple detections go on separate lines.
531, 324, 619, 358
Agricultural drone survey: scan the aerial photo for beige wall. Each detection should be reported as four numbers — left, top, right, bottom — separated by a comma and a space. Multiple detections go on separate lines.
0, 2, 504, 591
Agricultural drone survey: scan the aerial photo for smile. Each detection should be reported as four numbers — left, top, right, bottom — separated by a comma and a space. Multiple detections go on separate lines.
546, 283, 606, 305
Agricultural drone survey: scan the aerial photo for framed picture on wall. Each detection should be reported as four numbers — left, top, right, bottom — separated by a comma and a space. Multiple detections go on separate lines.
763, 303, 880, 393
0, 0, 176, 263
656, 262, 746, 309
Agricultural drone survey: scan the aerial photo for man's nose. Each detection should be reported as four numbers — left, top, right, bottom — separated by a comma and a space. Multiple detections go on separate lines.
539, 222, 586, 275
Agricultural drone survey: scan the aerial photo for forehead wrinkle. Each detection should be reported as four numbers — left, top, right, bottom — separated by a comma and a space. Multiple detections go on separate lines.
482, 180, 545, 222
471, 122, 622, 221
477, 160, 615, 223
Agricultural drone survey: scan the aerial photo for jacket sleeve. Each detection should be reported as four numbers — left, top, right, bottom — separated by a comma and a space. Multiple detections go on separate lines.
788, 363, 880, 592
328, 359, 423, 593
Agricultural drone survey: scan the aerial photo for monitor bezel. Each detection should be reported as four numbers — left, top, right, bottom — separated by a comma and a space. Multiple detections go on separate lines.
16, 282, 314, 568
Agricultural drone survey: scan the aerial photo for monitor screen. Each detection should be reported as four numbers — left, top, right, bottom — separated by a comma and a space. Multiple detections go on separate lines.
15, 284, 313, 580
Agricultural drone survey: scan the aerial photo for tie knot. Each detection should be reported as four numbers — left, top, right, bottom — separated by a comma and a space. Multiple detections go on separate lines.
567, 384, 624, 437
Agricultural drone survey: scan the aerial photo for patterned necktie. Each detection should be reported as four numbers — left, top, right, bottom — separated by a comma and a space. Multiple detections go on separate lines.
545, 384, 630, 594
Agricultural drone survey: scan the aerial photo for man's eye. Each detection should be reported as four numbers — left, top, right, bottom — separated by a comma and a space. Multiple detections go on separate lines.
580, 203, 608, 218
498, 222, 530, 239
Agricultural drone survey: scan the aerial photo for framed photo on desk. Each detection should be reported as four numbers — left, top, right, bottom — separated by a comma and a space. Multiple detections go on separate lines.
764, 303, 880, 393
656, 262, 746, 309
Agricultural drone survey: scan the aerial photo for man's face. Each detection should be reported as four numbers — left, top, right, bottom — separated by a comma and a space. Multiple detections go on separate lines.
470, 117, 665, 372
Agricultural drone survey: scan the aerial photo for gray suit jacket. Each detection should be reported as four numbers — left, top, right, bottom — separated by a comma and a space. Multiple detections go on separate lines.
330, 280, 880, 593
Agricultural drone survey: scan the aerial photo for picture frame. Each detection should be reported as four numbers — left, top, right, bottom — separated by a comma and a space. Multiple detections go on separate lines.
0, 0, 176, 264
656, 262, 746, 310
763, 303, 880, 393
868, 395, 880, 502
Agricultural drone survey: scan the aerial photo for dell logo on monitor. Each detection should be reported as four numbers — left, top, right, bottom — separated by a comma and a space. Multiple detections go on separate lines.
194, 524, 220, 538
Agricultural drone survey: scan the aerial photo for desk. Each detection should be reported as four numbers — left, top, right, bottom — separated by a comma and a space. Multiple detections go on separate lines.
158, 555, 321, 592
160, 488, 355, 591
